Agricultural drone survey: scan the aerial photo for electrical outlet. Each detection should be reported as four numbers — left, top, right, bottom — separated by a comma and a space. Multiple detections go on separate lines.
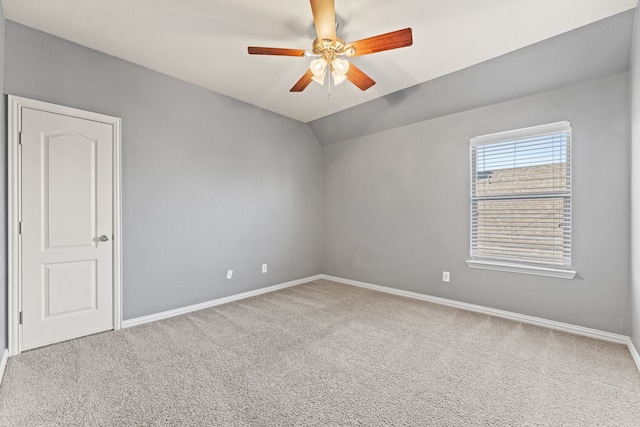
442, 271, 450, 283
226, 270, 233, 279
262, 264, 268, 273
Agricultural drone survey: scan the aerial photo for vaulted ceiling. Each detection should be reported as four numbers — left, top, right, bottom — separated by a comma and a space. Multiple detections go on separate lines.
1, 0, 636, 122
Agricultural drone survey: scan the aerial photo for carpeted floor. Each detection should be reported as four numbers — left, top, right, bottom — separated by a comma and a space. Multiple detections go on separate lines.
1, 279, 639, 426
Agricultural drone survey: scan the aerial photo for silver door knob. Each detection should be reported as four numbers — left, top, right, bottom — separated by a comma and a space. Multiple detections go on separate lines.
99, 235, 109, 242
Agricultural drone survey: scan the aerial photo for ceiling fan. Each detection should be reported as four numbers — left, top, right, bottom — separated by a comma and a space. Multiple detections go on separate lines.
247, 0, 413, 92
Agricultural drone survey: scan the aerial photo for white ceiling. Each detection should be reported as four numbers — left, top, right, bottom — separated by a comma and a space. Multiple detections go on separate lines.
1, 0, 636, 123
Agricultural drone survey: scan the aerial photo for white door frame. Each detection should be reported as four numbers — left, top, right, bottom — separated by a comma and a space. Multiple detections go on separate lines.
8, 95, 123, 356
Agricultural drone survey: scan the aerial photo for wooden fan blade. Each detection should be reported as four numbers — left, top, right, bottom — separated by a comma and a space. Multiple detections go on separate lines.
310, 0, 336, 42
290, 70, 315, 92
346, 63, 376, 91
248, 47, 307, 57
346, 28, 413, 57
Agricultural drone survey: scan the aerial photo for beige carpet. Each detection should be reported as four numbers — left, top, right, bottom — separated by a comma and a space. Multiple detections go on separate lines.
1, 279, 639, 426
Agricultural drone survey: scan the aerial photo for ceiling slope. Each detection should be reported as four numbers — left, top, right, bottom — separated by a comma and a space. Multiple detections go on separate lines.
309, 10, 635, 145
1, 0, 637, 122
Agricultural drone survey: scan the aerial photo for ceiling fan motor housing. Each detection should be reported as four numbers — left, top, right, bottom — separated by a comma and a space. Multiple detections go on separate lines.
313, 37, 354, 62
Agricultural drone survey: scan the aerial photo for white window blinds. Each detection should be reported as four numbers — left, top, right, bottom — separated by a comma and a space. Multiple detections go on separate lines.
470, 121, 571, 269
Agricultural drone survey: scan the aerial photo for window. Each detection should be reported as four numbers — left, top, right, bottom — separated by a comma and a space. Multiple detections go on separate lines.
467, 121, 576, 279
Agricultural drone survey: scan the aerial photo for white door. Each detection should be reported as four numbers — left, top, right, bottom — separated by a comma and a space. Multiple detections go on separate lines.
21, 107, 115, 351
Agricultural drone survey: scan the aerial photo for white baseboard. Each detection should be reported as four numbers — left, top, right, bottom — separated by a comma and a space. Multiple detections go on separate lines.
321, 275, 628, 345
628, 337, 640, 373
122, 274, 324, 328
118, 272, 638, 374
0, 349, 8, 386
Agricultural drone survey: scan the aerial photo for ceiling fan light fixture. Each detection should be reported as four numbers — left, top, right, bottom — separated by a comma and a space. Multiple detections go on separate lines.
331, 58, 349, 85
332, 58, 349, 75
331, 73, 347, 85
310, 58, 328, 77
311, 72, 326, 86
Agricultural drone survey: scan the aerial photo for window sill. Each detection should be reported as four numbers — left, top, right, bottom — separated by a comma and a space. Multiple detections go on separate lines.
466, 259, 577, 279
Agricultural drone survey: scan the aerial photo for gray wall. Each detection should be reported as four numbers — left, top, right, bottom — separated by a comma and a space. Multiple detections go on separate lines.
1, 15, 634, 341
630, 9, 640, 350
0, 4, 5, 349
323, 73, 630, 334
5, 21, 322, 320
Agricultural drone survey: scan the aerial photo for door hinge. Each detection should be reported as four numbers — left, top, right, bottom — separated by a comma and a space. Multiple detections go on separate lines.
18, 221, 22, 235
19, 311, 23, 325
18, 131, 22, 145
